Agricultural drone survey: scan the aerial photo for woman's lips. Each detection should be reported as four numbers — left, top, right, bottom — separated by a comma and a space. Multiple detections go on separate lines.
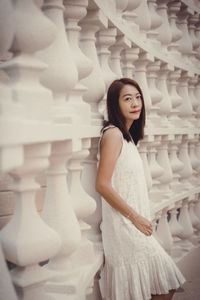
130, 110, 140, 113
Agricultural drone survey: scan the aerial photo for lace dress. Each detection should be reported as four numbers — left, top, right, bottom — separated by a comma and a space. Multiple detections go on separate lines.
99, 126, 185, 300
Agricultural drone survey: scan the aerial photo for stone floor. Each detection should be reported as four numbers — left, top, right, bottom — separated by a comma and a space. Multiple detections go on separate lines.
173, 246, 200, 300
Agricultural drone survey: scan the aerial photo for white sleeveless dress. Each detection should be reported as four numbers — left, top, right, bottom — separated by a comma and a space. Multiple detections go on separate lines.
99, 126, 185, 300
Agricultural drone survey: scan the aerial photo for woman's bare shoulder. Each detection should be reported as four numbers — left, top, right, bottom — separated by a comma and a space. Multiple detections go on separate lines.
101, 127, 123, 149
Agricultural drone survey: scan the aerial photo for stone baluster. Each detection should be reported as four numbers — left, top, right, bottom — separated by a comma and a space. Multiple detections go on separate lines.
64, 0, 93, 124
195, 18, 200, 61
79, 9, 107, 125
147, 0, 162, 49
156, 135, 173, 197
122, 0, 140, 34
168, 204, 184, 260
115, 0, 129, 20
96, 27, 117, 117
81, 138, 102, 246
156, 0, 172, 52
178, 135, 193, 189
134, 0, 152, 40
138, 139, 152, 191
67, 138, 96, 264
168, 135, 184, 193
188, 76, 199, 126
188, 138, 200, 185
178, 199, 194, 252
156, 207, 173, 254
134, 50, 154, 128
189, 201, 200, 243
156, 63, 174, 127
177, 7, 193, 63
152, 211, 165, 247
121, 46, 139, 78
188, 13, 200, 65
0, 0, 25, 173
0, 143, 61, 300
168, 0, 182, 60
178, 70, 194, 127
195, 76, 200, 127
167, 69, 183, 127
42, 140, 82, 295
147, 60, 162, 127
37, 0, 79, 124
109, 35, 131, 78
148, 136, 165, 204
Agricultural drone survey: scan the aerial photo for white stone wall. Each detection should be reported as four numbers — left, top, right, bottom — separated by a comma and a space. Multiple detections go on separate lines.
0, 0, 200, 299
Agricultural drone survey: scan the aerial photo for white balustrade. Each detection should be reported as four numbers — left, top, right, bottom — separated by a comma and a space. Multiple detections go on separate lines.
156, 208, 173, 254
0, 143, 61, 300
147, 60, 162, 126
168, 0, 182, 59
147, 0, 162, 48
156, 135, 173, 196
134, 50, 154, 127
109, 35, 131, 78
156, 63, 174, 127
177, 7, 193, 63
64, 0, 93, 124
177, 70, 194, 126
82, 138, 103, 246
167, 69, 183, 127
79, 8, 107, 125
156, 0, 172, 51
168, 135, 184, 193
0, 0, 200, 298
42, 140, 82, 295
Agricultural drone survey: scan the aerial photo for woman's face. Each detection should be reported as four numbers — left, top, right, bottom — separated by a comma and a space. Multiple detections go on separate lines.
118, 84, 143, 129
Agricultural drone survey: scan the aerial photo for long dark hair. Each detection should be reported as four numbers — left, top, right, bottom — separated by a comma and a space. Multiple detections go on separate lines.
102, 78, 146, 145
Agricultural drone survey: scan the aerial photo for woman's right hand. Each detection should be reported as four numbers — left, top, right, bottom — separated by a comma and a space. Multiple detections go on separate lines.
131, 214, 153, 236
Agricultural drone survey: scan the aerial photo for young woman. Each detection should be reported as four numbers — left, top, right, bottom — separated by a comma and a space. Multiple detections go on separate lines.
96, 78, 185, 300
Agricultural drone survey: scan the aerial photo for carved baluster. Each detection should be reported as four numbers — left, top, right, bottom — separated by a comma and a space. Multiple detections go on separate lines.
188, 138, 200, 185
188, 76, 199, 126
0, 144, 61, 300
37, 0, 78, 124
156, 207, 173, 255
168, 0, 182, 60
96, 27, 117, 117
168, 135, 184, 193
67, 138, 96, 263
147, 0, 162, 49
82, 138, 103, 246
156, 0, 172, 52
138, 139, 152, 191
64, 0, 93, 124
178, 135, 193, 189
177, 71, 194, 127
109, 35, 131, 78
177, 7, 193, 63
43, 140, 82, 295
147, 60, 162, 127
156, 63, 174, 127
121, 46, 139, 79
178, 199, 194, 252
156, 135, 173, 197
134, 50, 154, 128
134, 0, 152, 39
122, 0, 140, 33
167, 69, 183, 127
115, 0, 129, 20
79, 9, 107, 125
188, 13, 200, 65
168, 205, 184, 260
148, 136, 165, 204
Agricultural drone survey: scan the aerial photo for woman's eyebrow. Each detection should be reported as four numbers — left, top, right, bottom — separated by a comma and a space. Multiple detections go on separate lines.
122, 92, 141, 98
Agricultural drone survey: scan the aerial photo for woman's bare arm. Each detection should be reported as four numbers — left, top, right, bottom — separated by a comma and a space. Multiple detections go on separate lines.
95, 127, 153, 236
